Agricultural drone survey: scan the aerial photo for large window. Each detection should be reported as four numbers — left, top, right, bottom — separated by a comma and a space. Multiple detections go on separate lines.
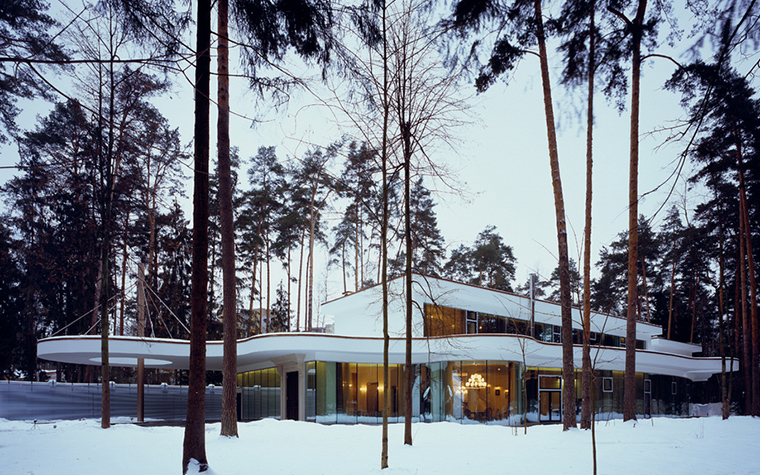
424, 304, 465, 336
423, 304, 647, 351
419, 361, 520, 425
309, 362, 407, 424
238, 367, 281, 421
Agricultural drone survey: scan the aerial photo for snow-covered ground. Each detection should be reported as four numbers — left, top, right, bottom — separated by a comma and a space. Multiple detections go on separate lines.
1, 416, 758, 474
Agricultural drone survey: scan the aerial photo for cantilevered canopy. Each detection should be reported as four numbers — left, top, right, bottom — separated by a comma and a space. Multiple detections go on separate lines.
38, 332, 730, 382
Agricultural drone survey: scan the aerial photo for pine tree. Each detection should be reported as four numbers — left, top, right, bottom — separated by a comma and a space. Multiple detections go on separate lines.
241, 146, 286, 332
0, 0, 66, 143
443, 226, 516, 292
409, 178, 446, 277
0, 218, 25, 379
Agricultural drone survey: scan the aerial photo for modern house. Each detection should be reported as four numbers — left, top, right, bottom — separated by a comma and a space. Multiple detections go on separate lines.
38, 274, 731, 424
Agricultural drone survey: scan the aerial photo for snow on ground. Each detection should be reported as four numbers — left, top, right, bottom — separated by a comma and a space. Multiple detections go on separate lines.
1, 416, 758, 474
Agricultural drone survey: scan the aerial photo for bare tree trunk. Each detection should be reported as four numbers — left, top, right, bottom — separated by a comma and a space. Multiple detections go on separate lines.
580, 0, 595, 431
287, 245, 292, 331
622, 0, 648, 423
735, 143, 759, 416
667, 244, 676, 340
260, 246, 264, 330
308, 190, 317, 331
342, 242, 347, 294
640, 257, 651, 322
100, 24, 120, 429
402, 124, 413, 446
689, 267, 699, 344
266, 235, 272, 331
86, 260, 103, 384
716, 206, 729, 419
381, 3, 390, 467
355, 210, 360, 292
208, 220, 217, 321
738, 199, 751, 413
360, 212, 365, 287
591, 382, 597, 475
248, 259, 256, 334
296, 228, 306, 331
533, 0, 575, 430
118, 212, 129, 336
137, 263, 146, 422
182, 0, 211, 470
217, 0, 238, 438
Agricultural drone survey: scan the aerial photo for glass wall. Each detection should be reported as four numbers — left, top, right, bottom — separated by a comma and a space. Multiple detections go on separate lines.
648, 374, 691, 416
422, 304, 647, 349
419, 361, 521, 425
591, 370, 690, 420
424, 304, 465, 336
238, 367, 281, 421
306, 362, 408, 424
239, 361, 691, 424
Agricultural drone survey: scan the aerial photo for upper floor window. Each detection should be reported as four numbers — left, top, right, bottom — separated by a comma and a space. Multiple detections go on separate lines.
424, 304, 465, 336
423, 304, 646, 348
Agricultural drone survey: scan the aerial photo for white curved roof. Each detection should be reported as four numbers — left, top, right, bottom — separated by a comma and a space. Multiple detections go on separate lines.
38, 332, 729, 381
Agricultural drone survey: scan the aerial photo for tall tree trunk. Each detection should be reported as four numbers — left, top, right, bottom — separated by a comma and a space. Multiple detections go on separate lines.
402, 125, 413, 446
623, 0, 647, 423
534, 0, 575, 430
667, 243, 676, 340
381, 2, 390, 467
287, 245, 292, 331
136, 263, 146, 422
735, 140, 759, 416
738, 199, 751, 413
260, 246, 265, 330
209, 230, 217, 320
715, 191, 729, 419
355, 210, 360, 291
100, 29, 120, 429
248, 255, 256, 334
266, 235, 272, 330
341, 241, 347, 294
308, 190, 317, 331
217, 0, 238, 438
118, 212, 129, 336
250, 211, 263, 332
640, 257, 651, 322
86, 260, 102, 384
689, 267, 698, 343
360, 211, 365, 287
296, 228, 306, 331
580, 0, 596, 431
182, 0, 211, 470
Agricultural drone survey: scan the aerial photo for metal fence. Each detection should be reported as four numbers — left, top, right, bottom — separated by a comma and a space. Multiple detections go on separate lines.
0, 380, 223, 422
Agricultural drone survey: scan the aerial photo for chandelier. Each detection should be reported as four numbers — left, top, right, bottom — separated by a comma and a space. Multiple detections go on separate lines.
464, 373, 487, 390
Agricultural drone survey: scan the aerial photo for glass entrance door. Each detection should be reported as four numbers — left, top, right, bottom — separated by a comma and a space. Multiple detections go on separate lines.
539, 375, 562, 423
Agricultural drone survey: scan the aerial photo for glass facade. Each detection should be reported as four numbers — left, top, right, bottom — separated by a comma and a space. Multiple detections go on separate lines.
305, 362, 408, 424
238, 367, 281, 421
423, 303, 646, 349
238, 361, 691, 424
419, 361, 522, 425
425, 305, 465, 336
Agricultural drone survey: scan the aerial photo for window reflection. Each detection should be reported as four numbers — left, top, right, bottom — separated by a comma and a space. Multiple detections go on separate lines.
240, 361, 690, 425
238, 367, 281, 421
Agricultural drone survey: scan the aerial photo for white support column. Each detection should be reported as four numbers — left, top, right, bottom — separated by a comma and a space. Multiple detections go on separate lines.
298, 359, 306, 422
272, 354, 306, 421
